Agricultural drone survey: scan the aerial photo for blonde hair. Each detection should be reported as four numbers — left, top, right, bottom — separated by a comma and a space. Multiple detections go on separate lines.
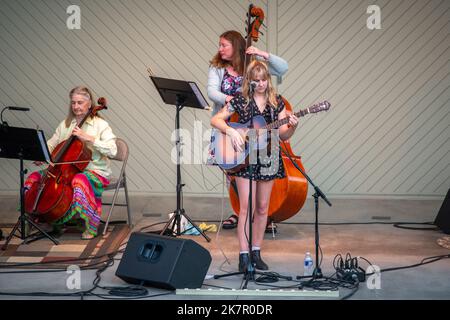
209, 30, 247, 75
242, 60, 278, 108
65, 86, 96, 127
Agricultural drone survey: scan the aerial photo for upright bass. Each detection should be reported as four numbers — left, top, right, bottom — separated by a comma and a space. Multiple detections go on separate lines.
227, 4, 309, 223
24, 98, 108, 222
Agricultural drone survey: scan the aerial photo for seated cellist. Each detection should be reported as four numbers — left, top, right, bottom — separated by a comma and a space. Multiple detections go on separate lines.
25, 86, 117, 239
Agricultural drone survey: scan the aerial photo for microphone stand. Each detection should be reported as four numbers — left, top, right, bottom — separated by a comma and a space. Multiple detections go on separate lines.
242, 82, 257, 288
284, 147, 331, 283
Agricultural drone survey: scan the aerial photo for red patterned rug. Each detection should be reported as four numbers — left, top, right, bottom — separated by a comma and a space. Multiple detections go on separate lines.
0, 223, 130, 268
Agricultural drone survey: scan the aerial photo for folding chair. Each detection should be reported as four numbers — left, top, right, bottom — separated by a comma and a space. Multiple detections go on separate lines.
102, 138, 132, 235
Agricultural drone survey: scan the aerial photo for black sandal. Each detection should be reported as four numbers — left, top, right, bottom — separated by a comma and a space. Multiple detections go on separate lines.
222, 214, 238, 229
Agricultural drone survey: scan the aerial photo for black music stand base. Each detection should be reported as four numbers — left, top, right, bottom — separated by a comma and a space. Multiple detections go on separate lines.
161, 207, 211, 242
2, 213, 59, 250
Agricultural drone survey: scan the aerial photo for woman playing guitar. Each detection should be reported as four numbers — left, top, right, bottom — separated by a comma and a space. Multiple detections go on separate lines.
211, 60, 299, 272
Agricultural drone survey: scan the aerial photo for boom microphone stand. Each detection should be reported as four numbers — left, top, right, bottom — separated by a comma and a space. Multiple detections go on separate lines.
282, 147, 332, 283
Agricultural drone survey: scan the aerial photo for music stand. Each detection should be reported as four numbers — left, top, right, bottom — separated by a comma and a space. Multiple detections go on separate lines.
0, 125, 59, 250
150, 76, 211, 242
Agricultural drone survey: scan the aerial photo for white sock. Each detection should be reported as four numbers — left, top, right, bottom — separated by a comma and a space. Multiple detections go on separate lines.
240, 251, 249, 255
252, 246, 260, 251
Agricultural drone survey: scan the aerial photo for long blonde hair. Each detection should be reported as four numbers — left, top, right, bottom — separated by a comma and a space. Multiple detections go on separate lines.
65, 86, 96, 128
209, 30, 246, 75
242, 60, 278, 108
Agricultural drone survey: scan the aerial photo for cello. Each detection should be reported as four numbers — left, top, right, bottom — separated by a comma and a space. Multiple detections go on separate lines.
24, 98, 108, 222
228, 4, 308, 223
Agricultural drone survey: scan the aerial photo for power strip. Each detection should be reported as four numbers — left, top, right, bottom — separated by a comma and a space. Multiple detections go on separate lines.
176, 288, 339, 298
336, 267, 366, 283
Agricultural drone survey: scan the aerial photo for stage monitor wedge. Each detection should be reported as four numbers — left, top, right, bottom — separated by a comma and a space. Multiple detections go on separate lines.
116, 232, 212, 290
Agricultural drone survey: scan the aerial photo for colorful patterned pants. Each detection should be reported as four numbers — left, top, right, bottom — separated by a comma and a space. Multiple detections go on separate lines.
25, 171, 110, 237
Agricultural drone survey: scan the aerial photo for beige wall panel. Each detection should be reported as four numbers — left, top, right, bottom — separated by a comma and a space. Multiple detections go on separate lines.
0, 0, 448, 199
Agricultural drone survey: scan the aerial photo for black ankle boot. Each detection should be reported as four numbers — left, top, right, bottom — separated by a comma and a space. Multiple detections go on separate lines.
251, 250, 269, 270
239, 253, 250, 272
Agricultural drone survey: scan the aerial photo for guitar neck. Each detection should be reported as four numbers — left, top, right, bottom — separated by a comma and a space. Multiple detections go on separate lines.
264, 109, 310, 130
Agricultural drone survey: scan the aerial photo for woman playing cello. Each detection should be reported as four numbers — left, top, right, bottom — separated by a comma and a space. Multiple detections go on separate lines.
25, 86, 117, 239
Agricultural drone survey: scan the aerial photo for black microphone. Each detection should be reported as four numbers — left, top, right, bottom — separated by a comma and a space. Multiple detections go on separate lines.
7, 106, 30, 111
250, 81, 258, 89
1, 106, 31, 126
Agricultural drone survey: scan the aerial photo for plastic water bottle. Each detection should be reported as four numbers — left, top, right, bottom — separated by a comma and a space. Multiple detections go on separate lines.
304, 252, 314, 276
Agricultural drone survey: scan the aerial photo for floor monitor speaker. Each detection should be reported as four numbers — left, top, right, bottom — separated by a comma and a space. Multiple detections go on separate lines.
116, 232, 212, 290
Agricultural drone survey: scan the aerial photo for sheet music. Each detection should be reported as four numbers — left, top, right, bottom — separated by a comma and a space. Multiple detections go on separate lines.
189, 82, 209, 109
37, 130, 51, 163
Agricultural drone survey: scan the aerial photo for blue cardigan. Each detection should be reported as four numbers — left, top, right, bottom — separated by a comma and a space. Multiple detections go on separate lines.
207, 54, 288, 116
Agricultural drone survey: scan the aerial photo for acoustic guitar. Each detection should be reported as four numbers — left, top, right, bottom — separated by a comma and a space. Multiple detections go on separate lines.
212, 100, 331, 173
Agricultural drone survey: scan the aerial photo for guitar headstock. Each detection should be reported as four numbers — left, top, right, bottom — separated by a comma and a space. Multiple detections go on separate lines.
309, 100, 331, 114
